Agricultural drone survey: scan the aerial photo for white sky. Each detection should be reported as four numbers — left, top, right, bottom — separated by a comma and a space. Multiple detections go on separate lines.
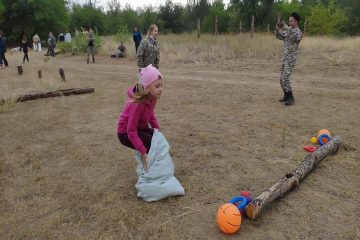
74, 0, 231, 10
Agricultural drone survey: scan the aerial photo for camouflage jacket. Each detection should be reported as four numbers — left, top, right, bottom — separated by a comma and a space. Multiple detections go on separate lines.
137, 37, 160, 69
275, 26, 302, 56
86, 32, 95, 47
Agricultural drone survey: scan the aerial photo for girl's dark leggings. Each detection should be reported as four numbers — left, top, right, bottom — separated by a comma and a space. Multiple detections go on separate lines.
118, 128, 154, 154
0, 52, 8, 66
23, 52, 29, 62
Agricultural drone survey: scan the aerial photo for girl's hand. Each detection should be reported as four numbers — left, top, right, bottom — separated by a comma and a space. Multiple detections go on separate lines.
142, 153, 148, 171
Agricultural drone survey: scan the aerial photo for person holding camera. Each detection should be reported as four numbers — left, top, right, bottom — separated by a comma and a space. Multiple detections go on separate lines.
275, 12, 302, 106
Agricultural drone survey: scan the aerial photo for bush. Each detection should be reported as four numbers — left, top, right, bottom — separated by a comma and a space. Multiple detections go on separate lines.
308, 1, 347, 35
114, 25, 130, 43
57, 33, 103, 55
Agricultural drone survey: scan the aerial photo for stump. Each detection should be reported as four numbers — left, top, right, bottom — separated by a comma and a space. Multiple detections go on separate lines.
59, 68, 66, 81
246, 136, 342, 220
17, 66, 23, 75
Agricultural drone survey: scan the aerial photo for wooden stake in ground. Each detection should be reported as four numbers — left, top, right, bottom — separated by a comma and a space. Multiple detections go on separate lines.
0, 88, 95, 104
304, 16, 308, 36
251, 15, 255, 38
239, 21, 242, 34
246, 136, 342, 220
197, 18, 201, 39
38, 70, 42, 79
59, 68, 66, 81
17, 66, 23, 75
215, 16, 219, 36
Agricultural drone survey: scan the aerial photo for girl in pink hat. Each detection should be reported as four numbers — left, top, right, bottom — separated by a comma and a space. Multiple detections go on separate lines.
117, 64, 163, 171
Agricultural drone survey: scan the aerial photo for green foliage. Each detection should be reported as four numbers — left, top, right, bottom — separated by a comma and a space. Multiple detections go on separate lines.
57, 33, 103, 55
0, 1, 5, 24
105, 3, 139, 35
114, 25, 130, 42
202, 0, 230, 33
343, 0, 360, 35
138, 7, 159, 34
308, 0, 347, 35
276, 1, 311, 31
69, 3, 106, 35
0, 0, 359, 42
1, 0, 68, 43
159, 0, 186, 34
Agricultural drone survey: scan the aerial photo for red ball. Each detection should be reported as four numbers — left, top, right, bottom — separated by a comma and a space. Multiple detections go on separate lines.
240, 191, 250, 198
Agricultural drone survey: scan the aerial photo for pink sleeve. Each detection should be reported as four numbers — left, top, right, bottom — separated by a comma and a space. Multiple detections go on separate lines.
149, 112, 160, 130
127, 103, 147, 155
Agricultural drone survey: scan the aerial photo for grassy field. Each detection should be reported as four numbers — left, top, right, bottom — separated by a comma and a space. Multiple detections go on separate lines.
0, 33, 359, 239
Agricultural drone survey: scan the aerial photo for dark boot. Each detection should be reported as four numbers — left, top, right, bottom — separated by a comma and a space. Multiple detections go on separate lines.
279, 92, 287, 102
92, 57, 95, 63
285, 92, 295, 106
87, 58, 89, 64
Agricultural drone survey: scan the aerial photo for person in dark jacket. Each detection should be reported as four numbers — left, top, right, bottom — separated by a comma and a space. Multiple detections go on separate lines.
0, 31, 9, 68
20, 35, 31, 63
133, 27, 142, 54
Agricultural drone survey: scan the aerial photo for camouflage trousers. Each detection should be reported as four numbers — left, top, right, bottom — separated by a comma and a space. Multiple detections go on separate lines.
87, 46, 95, 61
280, 54, 297, 93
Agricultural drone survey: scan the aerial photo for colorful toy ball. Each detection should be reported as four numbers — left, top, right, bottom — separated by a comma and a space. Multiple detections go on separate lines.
311, 136, 318, 144
317, 129, 331, 146
217, 203, 242, 234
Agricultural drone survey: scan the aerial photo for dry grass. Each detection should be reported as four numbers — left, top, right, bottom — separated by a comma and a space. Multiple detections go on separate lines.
0, 34, 359, 239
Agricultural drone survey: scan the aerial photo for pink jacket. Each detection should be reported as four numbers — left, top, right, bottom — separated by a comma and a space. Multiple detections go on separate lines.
117, 86, 160, 155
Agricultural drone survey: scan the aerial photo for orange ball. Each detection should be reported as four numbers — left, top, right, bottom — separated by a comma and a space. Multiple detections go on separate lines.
217, 203, 242, 234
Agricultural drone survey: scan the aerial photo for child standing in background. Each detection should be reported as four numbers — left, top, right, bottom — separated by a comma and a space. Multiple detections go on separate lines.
20, 35, 30, 63
117, 64, 163, 171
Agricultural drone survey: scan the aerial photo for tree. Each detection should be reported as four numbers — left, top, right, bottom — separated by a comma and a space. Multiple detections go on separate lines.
0, 0, 69, 43
138, 7, 159, 34
69, 2, 106, 34
202, 0, 230, 33
308, 0, 347, 35
159, 0, 186, 33
343, 0, 360, 35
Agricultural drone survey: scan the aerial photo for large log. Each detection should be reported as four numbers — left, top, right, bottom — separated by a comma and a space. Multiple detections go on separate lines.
246, 136, 342, 220
0, 88, 94, 104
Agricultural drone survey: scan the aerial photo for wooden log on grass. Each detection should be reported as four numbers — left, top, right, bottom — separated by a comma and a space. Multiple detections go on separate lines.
0, 88, 95, 104
246, 136, 342, 220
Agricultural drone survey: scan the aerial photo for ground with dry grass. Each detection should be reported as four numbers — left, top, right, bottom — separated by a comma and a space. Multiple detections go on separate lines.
0, 34, 359, 240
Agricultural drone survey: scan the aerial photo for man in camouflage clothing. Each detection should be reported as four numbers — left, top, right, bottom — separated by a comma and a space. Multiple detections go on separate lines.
137, 25, 160, 70
275, 12, 302, 106
86, 28, 95, 64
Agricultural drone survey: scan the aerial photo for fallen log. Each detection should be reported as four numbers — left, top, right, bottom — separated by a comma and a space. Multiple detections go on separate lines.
0, 88, 94, 104
245, 136, 342, 220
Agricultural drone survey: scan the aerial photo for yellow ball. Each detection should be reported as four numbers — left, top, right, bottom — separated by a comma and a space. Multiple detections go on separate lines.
311, 137, 317, 144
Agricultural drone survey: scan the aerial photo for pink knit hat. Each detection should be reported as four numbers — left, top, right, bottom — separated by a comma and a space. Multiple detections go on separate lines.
140, 64, 162, 89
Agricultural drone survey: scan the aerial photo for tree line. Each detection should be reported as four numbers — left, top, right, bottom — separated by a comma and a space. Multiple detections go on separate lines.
0, 0, 359, 44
